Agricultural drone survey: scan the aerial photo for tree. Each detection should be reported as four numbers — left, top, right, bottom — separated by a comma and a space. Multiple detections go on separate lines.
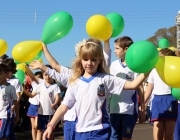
147, 26, 177, 47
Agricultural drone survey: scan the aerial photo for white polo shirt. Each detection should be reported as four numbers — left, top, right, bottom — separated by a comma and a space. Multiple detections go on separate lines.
109, 59, 139, 114
33, 81, 60, 115
62, 72, 126, 132
0, 84, 17, 118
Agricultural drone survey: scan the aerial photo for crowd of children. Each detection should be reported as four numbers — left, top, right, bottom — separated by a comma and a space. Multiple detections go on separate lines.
0, 37, 180, 140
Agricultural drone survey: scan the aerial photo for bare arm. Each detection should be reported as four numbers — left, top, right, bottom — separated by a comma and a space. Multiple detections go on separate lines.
40, 40, 61, 72
16, 92, 21, 103
13, 100, 19, 125
138, 84, 145, 112
51, 94, 60, 109
23, 88, 37, 98
144, 82, 154, 104
137, 84, 146, 123
43, 104, 69, 139
25, 65, 39, 84
123, 72, 150, 90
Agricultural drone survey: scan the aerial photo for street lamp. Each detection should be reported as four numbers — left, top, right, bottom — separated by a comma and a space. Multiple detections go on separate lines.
176, 11, 180, 50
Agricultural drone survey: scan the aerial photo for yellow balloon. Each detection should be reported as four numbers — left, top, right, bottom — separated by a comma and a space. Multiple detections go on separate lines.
0, 39, 8, 56
157, 48, 161, 51
169, 46, 176, 51
12, 40, 42, 63
16, 63, 26, 72
155, 56, 180, 87
38, 58, 43, 64
86, 15, 112, 41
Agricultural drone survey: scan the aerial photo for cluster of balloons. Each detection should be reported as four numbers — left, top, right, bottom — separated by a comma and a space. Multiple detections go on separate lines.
12, 11, 73, 64
124, 38, 180, 100
125, 40, 159, 73
86, 12, 124, 41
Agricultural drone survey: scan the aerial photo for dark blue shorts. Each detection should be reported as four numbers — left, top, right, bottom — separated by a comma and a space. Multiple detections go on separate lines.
27, 104, 39, 118
37, 114, 53, 130
0, 118, 10, 138
64, 121, 76, 140
151, 94, 178, 122
174, 103, 180, 140
75, 123, 111, 140
110, 113, 138, 139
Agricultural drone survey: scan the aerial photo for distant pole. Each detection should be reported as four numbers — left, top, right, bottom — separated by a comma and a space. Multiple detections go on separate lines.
176, 11, 180, 50
34, 11, 36, 23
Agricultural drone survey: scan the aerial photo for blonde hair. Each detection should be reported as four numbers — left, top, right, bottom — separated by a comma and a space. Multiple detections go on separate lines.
69, 38, 106, 84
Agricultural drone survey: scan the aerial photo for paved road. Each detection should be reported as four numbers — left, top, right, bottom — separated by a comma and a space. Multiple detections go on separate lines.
16, 123, 153, 140
54, 123, 153, 140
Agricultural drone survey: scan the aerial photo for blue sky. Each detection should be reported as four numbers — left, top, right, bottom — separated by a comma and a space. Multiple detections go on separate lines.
1, 0, 180, 68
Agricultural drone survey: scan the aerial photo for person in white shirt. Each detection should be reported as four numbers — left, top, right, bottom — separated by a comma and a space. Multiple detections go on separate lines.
2, 58, 22, 140
109, 36, 145, 140
144, 48, 178, 140
0, 63, 19, 140
26, 71, 43, 140
23, 65, 60, 140
41, 38, 149, 140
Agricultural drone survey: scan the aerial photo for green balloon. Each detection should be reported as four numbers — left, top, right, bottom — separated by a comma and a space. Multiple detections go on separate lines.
14, 60, 20, 64
171, 88, 180, 100
14, 69, 25, 85
158, 38, 169, 49
106, 12, 124, 38
42, 11, 73, 44
125, 40, 159, 73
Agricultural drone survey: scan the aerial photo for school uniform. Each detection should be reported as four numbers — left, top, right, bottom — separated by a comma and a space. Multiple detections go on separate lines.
62, 72, 126, 140
148, 68, 178, 122
27, 79, 43, 118
109, 59, 139, 139
0, 84, 17, 138
32, 81, 60, 130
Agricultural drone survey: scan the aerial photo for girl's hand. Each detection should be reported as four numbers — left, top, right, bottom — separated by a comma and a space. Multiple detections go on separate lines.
29, 60, 43, 70
40, 40, 48, 52
51, 104, 56, 109
43, 127, 53, 140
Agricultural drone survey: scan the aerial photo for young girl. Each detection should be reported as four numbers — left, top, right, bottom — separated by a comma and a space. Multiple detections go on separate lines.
144, 48, 178, 140
41, 38, 149, 140
30, 38, 111, 140
26, 71, 43, 140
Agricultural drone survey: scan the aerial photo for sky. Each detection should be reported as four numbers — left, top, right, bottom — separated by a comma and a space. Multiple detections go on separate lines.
1, 0, 180, 68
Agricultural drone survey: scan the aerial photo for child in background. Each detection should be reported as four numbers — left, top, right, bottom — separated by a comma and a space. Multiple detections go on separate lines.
2, 58, 22, 139
109, 36, 145, 140
23, 65, 60, 140
144, 48, 178, 140
0, 64, 19, 140
42, 38, 150, 140
26, 71, 43, 140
